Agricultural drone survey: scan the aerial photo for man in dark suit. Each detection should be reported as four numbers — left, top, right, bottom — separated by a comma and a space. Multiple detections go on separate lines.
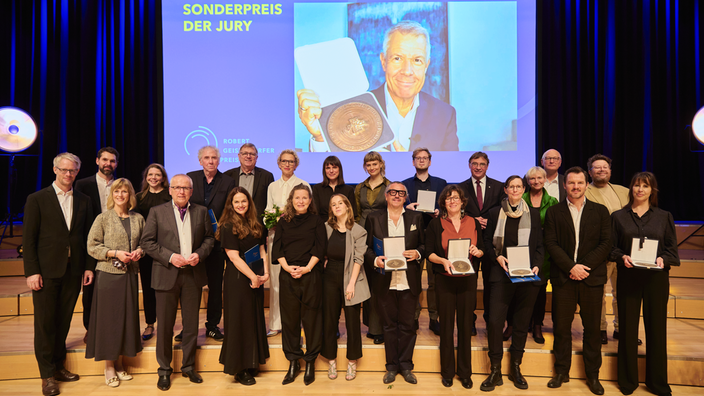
364, 182, 425, 385
23, 152, 94, 396
74, 146, 119, 336
458, 151, 506, 334
544, 166, 611, 395
541, 149, 566, 202
140, 174, 215, 391
223, 143, 274, 221
186, 146, 236, 340
401, 148, 446, 335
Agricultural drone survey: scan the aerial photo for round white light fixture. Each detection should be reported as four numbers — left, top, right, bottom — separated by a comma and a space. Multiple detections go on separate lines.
693, 106, 704, 145
0, 107, 38, 153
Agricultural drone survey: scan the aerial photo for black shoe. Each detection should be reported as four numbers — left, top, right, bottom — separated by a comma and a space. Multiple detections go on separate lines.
383, 371, 397, 384
174, 331, 183, 342
502, 325, 513, 341
400, 370, 417, 384
547, 373, 570, 388
429, 319, 441, 336
471, 325, 477, 336
157, 375, 171, 391
206, 327, 224, 341
41, 378, 60, 396
366, 332, 375, 339
142, 324, 155, 341
460, 377, 473, 389
601, 330, 608, 344
373, 334, 384, 344
587, 378, 605, 395
54, 368, 80, 382
532, 325, 545, 344
282, 360, 300, 385
303, 361, 315, 386
182, 370, 203, 383
480, 364, 503, 391
508, 362, 528, 389
638, 338, 643, 345
442, 377, 453, 387
235, 370, 255, 386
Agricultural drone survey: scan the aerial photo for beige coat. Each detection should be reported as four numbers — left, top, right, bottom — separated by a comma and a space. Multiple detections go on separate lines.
586, 182, 630, 214
325, 222, 371, 306
87, 210, 145, 274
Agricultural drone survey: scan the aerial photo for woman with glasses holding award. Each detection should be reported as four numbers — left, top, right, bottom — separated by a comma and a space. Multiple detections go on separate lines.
217, 187, 270, 386
610, 172, 679, 396
480, 175, 543, 392
85, 179, 145, 388
426, 185, 484, 389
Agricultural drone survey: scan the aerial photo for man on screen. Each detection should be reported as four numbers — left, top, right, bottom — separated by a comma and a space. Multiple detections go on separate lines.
298, 20, 459, 152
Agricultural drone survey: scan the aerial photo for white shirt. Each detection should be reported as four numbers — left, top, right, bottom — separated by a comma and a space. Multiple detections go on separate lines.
471, 176, 487, 203
386, 210, 410, 291
52, 182, 73, 231
567, 197, 586, 262
545, 174, 560, 201
95, 173, 114, 213
170, 200, 192, 264
384, 83, 420, 151
265, 175, 310, 212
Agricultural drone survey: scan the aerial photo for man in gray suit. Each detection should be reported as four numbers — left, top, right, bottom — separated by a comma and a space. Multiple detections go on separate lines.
140, 174, 214, 391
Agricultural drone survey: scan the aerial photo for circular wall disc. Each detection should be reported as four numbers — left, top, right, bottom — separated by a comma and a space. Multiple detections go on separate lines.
0, 107, 38, 152
693, 106, 704, 145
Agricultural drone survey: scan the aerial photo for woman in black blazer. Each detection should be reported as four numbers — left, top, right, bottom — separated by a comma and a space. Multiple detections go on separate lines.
480, 175, 544, 392
610, 172, 679, 396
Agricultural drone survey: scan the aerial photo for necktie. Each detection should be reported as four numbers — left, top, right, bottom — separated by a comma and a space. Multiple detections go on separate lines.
177, 205, 187, 221
476, 180, 483, 211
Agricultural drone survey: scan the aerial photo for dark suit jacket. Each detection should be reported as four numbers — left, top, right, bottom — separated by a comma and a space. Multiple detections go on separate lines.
187, 169, 237, 221
458, 176, 507, 218
74, 175, 102, 222
544, 199, 611, 287
23, 185, 94, 278
140, 201, 215, 291
223, 166, 274, 218
401, 174, 447, 211
371, 86, 459, 151
363, 209, 425, 296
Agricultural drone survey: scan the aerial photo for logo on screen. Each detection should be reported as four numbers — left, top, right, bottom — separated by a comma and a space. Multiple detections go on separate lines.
184, 126, 219, 155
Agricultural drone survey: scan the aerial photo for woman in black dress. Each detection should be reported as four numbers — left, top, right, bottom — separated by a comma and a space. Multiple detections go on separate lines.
217, 186, 270, 386
135, 163, 170, 341
312, 155, 357, 221
610, 172, 679, 396
272, 183, 326, 386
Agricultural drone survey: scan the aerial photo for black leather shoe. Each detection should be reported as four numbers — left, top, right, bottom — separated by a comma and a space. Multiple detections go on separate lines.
41, 378, 60, 396
508, 362, 528, 389
373, 334, 384, 344
366, 332, 375, 339
471, 325, 477, 336
157, 375, 171, 391
638, 338, 643, 345
282, 360, 300, 385
502, 325, 513, 341
532, 325, 545, 344
601, 330, 608, 344
182, 370, 203, 383
206, 326, 224, 341
480, 364, 503, 391
383, 371, 397, 384
547, 373, 570, 388
460, 377, 473, 389
400, 370, 417, 384
587, 378, 604, 395
54, 368, 80, 382
441, 377, 453, 387
174, 331, 183, 342
303, 361, 315, 386
235, 370, 255, 385
429, 319, 441, 336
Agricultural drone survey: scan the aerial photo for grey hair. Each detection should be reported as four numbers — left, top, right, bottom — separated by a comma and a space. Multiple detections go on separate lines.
239, 143, 258, 153
541, 149, 561, 162
385, 181, 407, 195
525, 166, 547, 179
171, 174, 194, 188
53, 152, 81, 169
197, 146, 220, 161
383, 21, 431, 62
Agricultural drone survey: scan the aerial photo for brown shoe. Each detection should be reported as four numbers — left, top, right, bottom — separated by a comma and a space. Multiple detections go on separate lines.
54, 368, 80, 382
42, 377, 60, 396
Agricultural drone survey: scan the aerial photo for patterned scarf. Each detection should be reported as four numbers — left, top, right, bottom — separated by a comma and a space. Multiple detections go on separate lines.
493, 198, 532, 257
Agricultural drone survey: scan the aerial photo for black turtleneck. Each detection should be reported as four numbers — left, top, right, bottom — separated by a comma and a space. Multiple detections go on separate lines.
272, 211, 326, 269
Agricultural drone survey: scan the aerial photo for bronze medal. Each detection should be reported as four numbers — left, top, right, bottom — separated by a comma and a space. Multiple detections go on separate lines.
386, 259, 405, 269
453, 261, 470, 272
326, 102, 383, 151
511, 268, 533, 276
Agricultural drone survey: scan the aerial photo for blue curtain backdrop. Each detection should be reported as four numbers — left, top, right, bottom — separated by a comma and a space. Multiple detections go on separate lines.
1, 0, 703, 220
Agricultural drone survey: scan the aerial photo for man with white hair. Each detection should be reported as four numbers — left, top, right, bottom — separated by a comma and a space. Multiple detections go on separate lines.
541, 149, 566, 201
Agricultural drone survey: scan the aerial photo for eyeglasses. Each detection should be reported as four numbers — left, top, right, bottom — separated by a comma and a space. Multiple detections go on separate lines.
445, 196, 461, 202
56, 168, 79, 175
387, 189, 407, 197
544, 156, 561, 162
239, 152, 257, 157
414, 156, 430, 161
170, 186, 193, 192
280, 160, 296, 165
470, 162, 488, 168
507, 185, 524, 191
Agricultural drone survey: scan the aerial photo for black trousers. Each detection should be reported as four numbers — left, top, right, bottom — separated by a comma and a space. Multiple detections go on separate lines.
415, 259, 437, 321
279, 269, 322, 362
204, 243, 224, 330
487, 281, 540, 365
33, 267, 82, 378
552, 279, 603, 379
321, 261, 362, 361
139, 255, 157, 325
362, 268, 383, 335
378, 289, 417, 372
506, 282, 546, 327
155, 267, 202, 376
617, 267, 671, 395
435, 274, 476, 379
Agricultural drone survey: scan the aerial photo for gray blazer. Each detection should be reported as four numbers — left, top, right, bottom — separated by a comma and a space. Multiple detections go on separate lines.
87, 210, 145, 274
325, 222, 371, 306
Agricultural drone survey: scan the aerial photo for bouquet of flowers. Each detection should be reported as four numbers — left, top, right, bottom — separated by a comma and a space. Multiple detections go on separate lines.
262, 204, 282, 230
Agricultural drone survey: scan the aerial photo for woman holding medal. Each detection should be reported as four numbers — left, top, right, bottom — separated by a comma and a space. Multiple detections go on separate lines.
321, 194, 370, 381
480, 175, 543, 392
426, 184, 484, 389
610, 172, 679, 396
217, 187, 270, 386
86, 179, 145, 388
272, 184, 327, 386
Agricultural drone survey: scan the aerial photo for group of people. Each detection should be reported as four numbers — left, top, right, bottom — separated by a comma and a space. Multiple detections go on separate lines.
23, 144, 678, 396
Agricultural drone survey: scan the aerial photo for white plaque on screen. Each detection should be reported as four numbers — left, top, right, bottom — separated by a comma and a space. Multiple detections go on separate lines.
630, 238, 660, 269
506, 246, 533, 277
416, 190, 436, 213
383, 236, 407, 271
448, 238, 474, 275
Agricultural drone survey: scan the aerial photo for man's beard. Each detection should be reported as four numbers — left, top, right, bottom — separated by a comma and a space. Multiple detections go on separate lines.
100, 166, 114, 177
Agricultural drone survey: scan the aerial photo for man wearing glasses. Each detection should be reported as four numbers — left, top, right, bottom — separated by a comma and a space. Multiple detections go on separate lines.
541, 149, 566, 201
140, 174, 215, 391
401, 148, 446, 336
24, 153, 94, 396
364, 183, 425, 385
224, 143, 274, 222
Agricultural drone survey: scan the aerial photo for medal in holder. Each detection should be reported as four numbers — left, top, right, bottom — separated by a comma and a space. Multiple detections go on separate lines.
416, 190, 437, 213
448, 238, 474, 275
630, 238, 662, 270
506, 246, 540, 282
383, 237, 407, 272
